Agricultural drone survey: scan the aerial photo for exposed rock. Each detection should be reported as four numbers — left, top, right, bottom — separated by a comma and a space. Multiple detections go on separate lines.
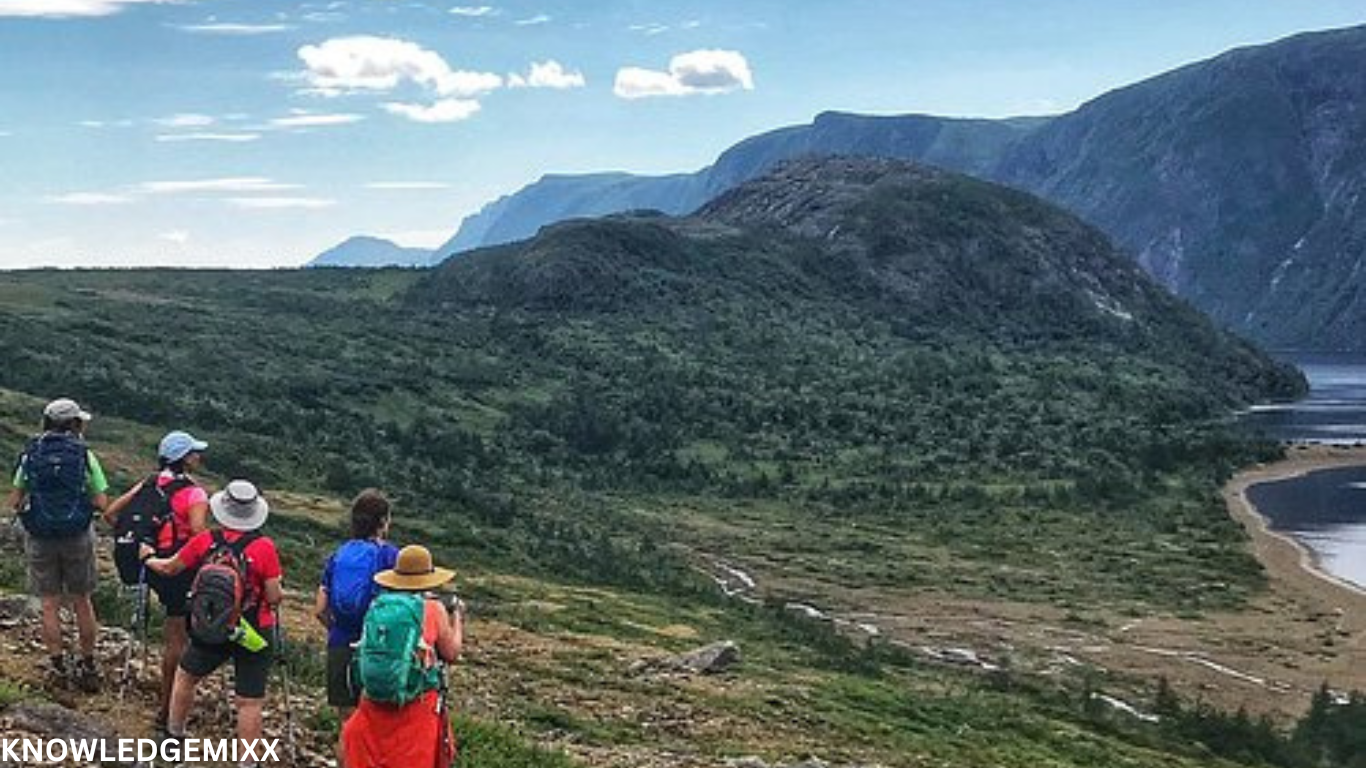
631, 640, 741, 676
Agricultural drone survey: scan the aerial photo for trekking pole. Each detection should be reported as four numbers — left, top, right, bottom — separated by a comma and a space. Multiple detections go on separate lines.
120, 567, 149, 701
273, 612, 298, 765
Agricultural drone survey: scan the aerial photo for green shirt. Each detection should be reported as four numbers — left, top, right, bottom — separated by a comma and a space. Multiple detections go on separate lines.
12, 450, 109, 496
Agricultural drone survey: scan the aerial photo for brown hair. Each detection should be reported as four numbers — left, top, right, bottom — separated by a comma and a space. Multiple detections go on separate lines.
350, 488, 391, 539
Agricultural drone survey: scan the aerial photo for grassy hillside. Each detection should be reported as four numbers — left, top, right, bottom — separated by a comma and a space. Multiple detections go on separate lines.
0, 159, 1322, 766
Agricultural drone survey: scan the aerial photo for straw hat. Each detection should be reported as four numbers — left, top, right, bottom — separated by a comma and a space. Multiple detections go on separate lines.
374, 545, 455, 592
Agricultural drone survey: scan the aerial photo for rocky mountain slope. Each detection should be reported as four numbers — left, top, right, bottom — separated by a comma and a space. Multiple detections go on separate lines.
432, 25, 1366, 349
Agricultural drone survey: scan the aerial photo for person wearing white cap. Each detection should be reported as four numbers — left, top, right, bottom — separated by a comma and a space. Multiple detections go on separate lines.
144, 479, 283, 762
5, 398, 109, 692
103, 428, 210, 734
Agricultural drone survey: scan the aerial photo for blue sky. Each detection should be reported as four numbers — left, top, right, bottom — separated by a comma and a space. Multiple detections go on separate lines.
0, 0, 1363, 268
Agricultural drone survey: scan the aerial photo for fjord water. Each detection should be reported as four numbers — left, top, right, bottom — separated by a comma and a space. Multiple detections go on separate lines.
1242, 354, 1366, 588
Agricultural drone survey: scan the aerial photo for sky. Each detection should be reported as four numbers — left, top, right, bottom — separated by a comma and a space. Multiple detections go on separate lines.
0, 1, 1363, 268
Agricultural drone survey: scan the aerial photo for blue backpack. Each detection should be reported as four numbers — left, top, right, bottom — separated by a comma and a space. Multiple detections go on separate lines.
328, 540, 385, 633
19, 433, 93, 539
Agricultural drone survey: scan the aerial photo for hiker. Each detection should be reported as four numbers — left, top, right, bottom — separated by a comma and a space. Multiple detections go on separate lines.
314, 488, 400, 760
103, 429, 209, 733
341, 544, 463, 768
143, 480, 283, 760
5, 398, 110, 692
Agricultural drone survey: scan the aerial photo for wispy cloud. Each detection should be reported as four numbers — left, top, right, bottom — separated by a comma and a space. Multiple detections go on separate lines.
269, 111, 364, 128
365, 181, 451, 190
507, 60, 585, 90
159, 230, 190, 244
513, 13, 550, 26
177, 22, 293, 35
141, 178, 299, 195
628, 22, 669, 36
155, 132, 262, 143
0, 0, 178, 18
227, 197, 336, 210
615, 49, 754, 99
449, 5, 496, 17
154, 113, 216, 128
45, 192, 134, 205
382, 99, 481, 123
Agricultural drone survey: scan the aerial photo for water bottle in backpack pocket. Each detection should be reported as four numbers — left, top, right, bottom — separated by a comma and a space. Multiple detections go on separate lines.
352, 592, 440, 705
328, 540, 384, 634
19, 433, 92, 539
188, 531, 260, 645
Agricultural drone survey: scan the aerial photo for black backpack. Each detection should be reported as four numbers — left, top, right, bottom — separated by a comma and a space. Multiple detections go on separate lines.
112, 473, 194, 585
18, 432, 92, 539
188, 531, 260, 645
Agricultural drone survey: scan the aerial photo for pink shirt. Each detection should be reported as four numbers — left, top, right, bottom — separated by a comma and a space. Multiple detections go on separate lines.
154, 471, 208, 552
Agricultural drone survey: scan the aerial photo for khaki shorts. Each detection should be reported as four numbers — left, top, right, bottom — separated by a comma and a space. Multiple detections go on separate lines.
25, 526, 97, 597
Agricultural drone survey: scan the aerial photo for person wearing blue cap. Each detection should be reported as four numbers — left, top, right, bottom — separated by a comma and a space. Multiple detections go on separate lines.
104, 429, 209, 735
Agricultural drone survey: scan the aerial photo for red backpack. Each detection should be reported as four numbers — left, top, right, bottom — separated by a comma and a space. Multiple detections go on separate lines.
188, 531, 261, 644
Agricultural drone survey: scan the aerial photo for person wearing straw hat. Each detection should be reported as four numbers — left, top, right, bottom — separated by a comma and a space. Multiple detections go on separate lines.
144, 479, 284, 763
103, 429, 210, 734
341, 544, 464, 768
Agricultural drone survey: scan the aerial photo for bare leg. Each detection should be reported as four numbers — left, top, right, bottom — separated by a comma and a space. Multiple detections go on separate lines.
167, 667, 201, 735
71, 595, 97, 657
159, 618, 189, 724
236, 696, 265, 758
39, 596, 63, 657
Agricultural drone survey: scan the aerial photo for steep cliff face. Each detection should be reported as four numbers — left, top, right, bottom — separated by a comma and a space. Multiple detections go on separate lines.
433, 25, 1366, 349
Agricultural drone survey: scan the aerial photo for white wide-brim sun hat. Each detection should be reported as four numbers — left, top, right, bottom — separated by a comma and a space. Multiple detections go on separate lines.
209, 479, 270, 532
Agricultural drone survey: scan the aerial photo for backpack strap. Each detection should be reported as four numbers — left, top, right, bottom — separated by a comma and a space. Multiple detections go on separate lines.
157, 473, 196, 548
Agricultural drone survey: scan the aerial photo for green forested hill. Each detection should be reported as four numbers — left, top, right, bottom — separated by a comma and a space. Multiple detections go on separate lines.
0, 158, 1317, 767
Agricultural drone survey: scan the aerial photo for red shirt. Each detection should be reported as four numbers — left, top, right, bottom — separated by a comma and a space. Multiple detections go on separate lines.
154, 471, 209, 553
176, 529, 283, 628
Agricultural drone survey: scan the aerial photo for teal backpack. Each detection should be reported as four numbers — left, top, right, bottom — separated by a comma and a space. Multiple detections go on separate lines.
353, 592, 441, 705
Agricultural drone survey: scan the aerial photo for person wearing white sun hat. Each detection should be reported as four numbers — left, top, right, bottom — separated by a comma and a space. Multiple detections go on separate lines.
144, 479, 284, 763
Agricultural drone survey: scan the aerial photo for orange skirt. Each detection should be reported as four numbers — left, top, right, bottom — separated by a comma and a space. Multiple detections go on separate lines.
342, 692, 455, 768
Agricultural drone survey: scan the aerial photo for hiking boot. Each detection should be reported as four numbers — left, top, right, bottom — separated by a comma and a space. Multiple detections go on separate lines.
44, 654, 69, 688
74, 655, 100, 693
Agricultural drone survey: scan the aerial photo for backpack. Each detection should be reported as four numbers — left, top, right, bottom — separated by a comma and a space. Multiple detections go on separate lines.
188, 531, 261, 645
327, 540, 384, 635
19, 433, 92, 539
112, 473, 194, 585
353, 592, 441, 706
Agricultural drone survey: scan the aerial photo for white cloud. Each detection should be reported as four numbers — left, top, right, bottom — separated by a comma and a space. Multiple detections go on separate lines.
513, 13, 549, 26
506, 60, 584, 90
178, 22, 293, 35
365, 181, 450, 190
155, 113, 216, 128
382, 99, 480, 123
0, 0, 178, 18
449, 5, 495, 17
154, 132, 262, 142
297, 36, 501, 98
628, 22, 669, 36
269, 111, 364, 128
45, 192, 134, 205
159, 230, 190, 244
141, 178, 298, 195
614, 49, 754, 99
227, 197, 336, 210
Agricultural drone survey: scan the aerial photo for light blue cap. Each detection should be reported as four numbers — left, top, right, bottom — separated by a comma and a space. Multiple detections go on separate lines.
158, 430, 208, 462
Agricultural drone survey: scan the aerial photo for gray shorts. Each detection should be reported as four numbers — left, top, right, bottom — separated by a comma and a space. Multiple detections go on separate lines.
25, 526, 97, 597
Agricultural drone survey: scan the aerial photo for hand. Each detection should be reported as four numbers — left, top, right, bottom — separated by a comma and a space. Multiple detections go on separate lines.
443, 594, 465, 618
138, 543, 156, 561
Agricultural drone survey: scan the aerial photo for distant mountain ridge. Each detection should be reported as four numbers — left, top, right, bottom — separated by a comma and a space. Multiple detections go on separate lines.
308, 235, 430, 268
431, 24, 1366, 350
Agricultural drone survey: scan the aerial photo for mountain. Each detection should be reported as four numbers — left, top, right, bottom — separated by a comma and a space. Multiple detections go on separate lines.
432, 25, 1366, 350
308, 235, 431, 268
416, 156, 1301, 407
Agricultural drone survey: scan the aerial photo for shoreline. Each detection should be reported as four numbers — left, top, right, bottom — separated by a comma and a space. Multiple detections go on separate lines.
1225, 445, 1366, 608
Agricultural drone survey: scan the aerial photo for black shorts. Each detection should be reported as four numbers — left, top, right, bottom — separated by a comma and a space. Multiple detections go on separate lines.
179, 637, 274, 699
326, 645, 358, 708
148, 569, 192, 618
